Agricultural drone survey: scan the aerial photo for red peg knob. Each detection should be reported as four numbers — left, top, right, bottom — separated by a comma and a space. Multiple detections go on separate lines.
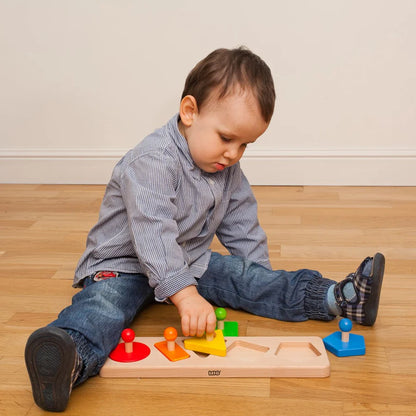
164, 327, 177, 341
121, 328, 135, 343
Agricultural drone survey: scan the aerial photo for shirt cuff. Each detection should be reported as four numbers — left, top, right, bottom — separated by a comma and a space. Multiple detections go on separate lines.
154, 272, 198, 302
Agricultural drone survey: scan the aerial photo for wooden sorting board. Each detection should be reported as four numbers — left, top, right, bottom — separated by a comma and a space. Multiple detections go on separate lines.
100, 336, 330, 378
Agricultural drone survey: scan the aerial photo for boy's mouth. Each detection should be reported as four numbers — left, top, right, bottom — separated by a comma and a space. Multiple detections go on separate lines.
215, 163, 226, 171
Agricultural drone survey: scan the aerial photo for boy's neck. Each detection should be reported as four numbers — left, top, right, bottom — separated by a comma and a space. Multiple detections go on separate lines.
177, 119, 187, 139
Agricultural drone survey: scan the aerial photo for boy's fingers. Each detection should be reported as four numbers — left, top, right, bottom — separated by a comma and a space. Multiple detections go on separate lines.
182, 314, 215, 337
181, 315, 190, 337
188, 315, 199, 337
196, 316, 207, 338
206, 312, 217, 335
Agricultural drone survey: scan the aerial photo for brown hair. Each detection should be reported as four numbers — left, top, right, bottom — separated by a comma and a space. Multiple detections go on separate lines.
181, 47, 276, 123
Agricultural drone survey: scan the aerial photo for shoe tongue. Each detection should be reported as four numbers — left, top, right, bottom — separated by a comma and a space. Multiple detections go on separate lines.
362, 258, 373, 277
342, 281, 357, 302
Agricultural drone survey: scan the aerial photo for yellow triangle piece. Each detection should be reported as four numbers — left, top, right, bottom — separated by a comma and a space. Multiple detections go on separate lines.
183, 329, 227, 357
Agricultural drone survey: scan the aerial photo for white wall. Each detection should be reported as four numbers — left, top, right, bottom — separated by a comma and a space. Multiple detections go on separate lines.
0, 0, 415, 185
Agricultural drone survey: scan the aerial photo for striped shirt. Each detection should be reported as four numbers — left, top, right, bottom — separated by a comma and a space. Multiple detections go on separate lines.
74, 114, 271, 301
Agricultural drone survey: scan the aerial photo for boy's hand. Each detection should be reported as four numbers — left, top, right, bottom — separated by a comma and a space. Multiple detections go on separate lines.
170, 286, 217, 337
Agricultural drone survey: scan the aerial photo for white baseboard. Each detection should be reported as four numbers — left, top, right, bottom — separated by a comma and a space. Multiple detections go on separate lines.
0, 148, 415, 185
241, 148, 416, 186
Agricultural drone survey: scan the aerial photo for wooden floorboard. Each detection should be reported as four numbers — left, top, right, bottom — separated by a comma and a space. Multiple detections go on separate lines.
0, 184, 415, 415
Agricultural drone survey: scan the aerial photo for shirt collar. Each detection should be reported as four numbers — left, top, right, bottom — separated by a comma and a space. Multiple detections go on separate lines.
167, 114, 202, 179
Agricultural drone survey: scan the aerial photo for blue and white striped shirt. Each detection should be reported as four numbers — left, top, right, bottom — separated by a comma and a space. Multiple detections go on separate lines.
74, 114, 271, 301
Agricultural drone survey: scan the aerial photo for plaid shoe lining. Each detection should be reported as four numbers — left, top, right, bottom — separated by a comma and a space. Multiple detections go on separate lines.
334, 257, 373, 324
69, 350, 82, 395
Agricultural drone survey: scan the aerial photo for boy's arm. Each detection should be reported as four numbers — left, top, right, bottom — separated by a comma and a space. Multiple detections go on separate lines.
216, 168, 271, 269
120, 152, 197, 302
120, 152, 215, 336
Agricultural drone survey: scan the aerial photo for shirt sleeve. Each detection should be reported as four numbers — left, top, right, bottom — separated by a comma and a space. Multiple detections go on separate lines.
215, 167, 272, 269
120, 151, 198, 301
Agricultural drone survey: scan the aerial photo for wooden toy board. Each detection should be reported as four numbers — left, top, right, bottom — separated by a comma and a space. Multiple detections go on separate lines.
100, 336, 330, 378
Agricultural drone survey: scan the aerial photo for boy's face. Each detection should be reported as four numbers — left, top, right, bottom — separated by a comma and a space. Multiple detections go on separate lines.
179, 89, 269, 173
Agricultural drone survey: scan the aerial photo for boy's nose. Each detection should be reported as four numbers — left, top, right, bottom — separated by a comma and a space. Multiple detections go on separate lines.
224, 145, 240, 160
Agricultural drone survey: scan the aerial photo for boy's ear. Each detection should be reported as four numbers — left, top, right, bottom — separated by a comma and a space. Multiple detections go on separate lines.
179, 95, 198, 127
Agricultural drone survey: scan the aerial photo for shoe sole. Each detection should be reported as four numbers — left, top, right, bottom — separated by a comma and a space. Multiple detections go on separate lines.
25, 327, 76, 412
362, 252, 385, 326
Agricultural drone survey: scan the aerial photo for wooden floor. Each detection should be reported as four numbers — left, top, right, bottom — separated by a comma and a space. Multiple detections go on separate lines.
1, 184, 415, 415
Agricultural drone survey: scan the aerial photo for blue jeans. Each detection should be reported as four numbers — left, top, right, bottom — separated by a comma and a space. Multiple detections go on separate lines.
50, 252, 336, 384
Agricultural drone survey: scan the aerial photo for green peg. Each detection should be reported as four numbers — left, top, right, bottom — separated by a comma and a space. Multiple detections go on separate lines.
215, 308, 226, 330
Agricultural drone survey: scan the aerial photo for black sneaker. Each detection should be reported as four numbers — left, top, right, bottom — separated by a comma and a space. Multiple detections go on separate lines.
25, 327, 81, 412
334, 253, 385, 326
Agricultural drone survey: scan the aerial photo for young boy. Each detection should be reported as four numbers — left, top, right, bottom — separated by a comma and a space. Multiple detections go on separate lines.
25, 47, 385, 412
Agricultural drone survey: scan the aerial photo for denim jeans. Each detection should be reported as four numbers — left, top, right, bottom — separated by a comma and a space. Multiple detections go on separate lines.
49, 252, 336, 384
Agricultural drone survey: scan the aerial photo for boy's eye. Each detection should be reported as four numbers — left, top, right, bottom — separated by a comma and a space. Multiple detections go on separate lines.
220, 135, 250, 149
220, 136, 231, 142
